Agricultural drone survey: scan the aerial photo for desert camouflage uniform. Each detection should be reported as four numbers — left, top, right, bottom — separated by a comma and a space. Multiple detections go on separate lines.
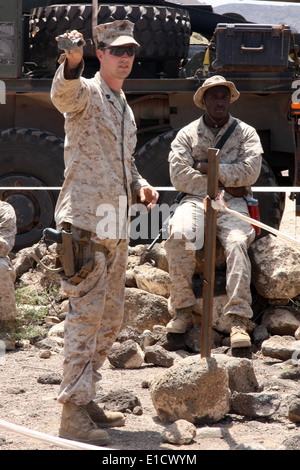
51, 58, 148, 405
165, 115, 263, 319
0, 202, 17, 320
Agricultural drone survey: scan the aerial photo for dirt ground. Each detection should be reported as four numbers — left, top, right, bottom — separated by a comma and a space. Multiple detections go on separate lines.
0, 196, 299, 453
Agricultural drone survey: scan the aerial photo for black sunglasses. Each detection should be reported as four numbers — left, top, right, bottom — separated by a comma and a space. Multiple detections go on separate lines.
101, 45, 139, 57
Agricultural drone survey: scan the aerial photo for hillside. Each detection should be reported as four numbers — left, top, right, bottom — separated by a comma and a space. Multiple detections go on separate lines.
214, 2, 300, 31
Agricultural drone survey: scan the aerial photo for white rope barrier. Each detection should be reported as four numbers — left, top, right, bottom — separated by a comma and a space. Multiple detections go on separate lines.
251, 187, 300, 193
210, 191, 300, 246
0, 418, 114, 451
0, 187, 63, 190
0, 186, 300, 192
154, 187, 300, 193
0, 185, 298, 245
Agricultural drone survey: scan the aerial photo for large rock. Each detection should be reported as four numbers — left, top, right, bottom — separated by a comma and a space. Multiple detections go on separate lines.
215, 355, 260, 393
261, 307, 300, 336
123, 288, 171, 332
249, 235, 300, 301
279, 434, 300, 450
13, 242, 48, 279
133, 264, 171, 298
231, 391, 281, 418
288, 398, 300, 423
261, 335, 300, 361
144, 344, 174, 367
96, 389, 142, 413
150, 355, 230, 424
183, 325, 222, 352
140, 242, 169, 272
108, 340, 144, 369
48, 320, 65, 338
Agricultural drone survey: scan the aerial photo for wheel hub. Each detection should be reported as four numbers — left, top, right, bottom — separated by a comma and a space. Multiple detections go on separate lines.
0, 174, 55, 250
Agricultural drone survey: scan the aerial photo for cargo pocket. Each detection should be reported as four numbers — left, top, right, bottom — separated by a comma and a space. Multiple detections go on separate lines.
61, 251, 106, 299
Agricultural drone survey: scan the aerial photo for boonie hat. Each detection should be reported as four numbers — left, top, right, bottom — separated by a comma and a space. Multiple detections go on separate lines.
193, 75, 240, 109
93, 20, 140, 47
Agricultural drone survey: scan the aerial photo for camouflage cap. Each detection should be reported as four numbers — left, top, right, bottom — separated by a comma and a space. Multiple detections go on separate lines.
94, 20, 140, 47
193, 75, 240, 109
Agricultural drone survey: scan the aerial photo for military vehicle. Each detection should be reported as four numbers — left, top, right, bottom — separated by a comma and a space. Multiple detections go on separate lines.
0, 0, 299, 249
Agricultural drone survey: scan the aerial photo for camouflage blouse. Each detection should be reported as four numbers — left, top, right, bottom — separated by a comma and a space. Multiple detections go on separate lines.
51, 60, 147, 240
169, 114, 263, 199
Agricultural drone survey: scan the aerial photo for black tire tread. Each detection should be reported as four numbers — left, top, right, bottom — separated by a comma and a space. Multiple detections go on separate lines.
29, 4, 191, 70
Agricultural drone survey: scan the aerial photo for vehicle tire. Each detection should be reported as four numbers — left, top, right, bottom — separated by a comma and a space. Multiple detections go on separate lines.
28, 4, 191, 77
134, 130, 285, 239
0, 128, 65, 250
53, 0, 167, 4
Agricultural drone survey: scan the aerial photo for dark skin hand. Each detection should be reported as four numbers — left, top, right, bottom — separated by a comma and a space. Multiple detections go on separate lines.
193, 161, 247, 197
195, 161, 208, 174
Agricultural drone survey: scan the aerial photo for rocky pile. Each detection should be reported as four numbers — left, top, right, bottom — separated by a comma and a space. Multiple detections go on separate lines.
9, 233, 300, 448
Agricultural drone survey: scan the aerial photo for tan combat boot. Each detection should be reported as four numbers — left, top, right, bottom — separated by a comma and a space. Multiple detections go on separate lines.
166, 307, 193, 334
230, 315, 251, 348
59, 402, 110, 446
86, 401, 125, 428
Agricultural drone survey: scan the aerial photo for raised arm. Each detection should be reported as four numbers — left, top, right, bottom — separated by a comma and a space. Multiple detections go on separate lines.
50, 30, 88, 115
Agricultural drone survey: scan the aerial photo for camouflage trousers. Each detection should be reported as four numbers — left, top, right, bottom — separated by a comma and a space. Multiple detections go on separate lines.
0, 257, 16, 320
165, 195, 255, 319
57, 236, 128, 405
